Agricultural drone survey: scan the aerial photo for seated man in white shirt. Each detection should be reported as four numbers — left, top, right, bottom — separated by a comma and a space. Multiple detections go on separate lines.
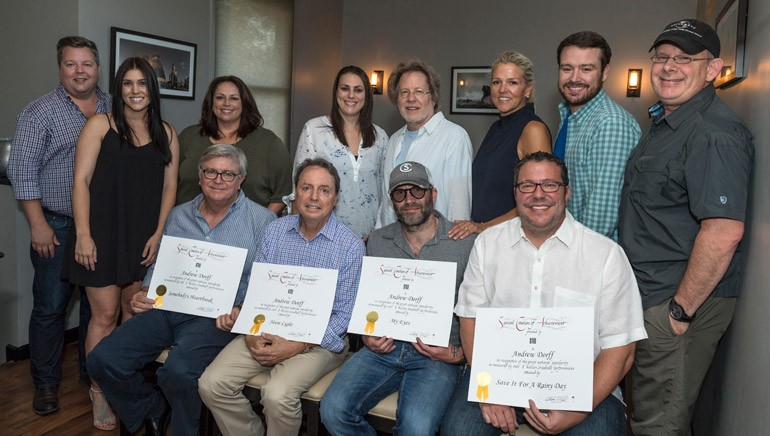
441, 151, 647, 436
376, 59, 473, 227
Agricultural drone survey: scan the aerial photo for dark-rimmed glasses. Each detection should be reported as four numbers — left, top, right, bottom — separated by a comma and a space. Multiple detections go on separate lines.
515, 180, 565, 193
390, 186, 430, 202
200, 168, 240, 182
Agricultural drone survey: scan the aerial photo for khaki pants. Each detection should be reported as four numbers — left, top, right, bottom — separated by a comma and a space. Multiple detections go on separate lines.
630, 297, 735, 436
199, 335, 348, 436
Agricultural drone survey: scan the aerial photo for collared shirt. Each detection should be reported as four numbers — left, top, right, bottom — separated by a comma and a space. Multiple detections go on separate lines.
558, 89, 640, 240
377, 111, 473, 227
456, 212, 647, 363
8, 84, 111, 216
367, 212, 476, 346
618, 85, 754, 309
291, 116, 389, 237
257, 212, 365, 353
143, 191, 276, 305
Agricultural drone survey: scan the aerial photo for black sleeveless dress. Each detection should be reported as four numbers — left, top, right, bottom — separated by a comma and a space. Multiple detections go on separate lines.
62, 127, 165, 287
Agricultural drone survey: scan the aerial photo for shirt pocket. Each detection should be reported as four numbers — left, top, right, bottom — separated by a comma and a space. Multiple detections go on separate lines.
553, 286, 596, 308
631, 156, 686, 203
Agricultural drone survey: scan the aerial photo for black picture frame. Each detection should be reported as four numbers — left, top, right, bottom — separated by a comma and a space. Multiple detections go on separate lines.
450, 67, 497, 114
714, 0, 749, 89
110, 27, 197, 100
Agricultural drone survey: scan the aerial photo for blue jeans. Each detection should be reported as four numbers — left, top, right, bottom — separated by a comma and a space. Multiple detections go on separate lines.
29, 211, 91, 388
441, 365, 626, 436
321, 341, 463, 436
87, 310, 235, 436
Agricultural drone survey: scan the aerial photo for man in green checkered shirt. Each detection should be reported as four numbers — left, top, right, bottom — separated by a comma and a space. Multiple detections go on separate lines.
554, 31, 640, 240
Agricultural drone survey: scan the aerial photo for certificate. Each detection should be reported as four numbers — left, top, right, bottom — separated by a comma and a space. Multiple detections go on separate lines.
468, 307, 594, 411
347, 256, 457, 346
232, 263, 339, 344
147, 236, 248, 318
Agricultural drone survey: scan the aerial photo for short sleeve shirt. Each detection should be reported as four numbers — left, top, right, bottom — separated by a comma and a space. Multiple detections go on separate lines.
618, 85, 754, 309
456, 212, 647, 361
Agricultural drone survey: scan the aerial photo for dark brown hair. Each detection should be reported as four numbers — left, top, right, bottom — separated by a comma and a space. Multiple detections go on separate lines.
557, 31, 612, 70
330, 66, 377, 149
199, 76, 264, 139
112, 57, 171, 164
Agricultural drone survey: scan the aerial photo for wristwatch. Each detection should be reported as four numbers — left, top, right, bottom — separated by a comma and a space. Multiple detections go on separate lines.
669, 298, 695, 323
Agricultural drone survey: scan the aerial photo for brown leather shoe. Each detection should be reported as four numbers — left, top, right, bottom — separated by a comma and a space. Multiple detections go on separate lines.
33, 386, 60, 416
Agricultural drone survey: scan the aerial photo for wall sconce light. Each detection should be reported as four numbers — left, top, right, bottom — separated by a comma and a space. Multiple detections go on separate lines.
627, 69, 642, 97
371, 70, 384, 95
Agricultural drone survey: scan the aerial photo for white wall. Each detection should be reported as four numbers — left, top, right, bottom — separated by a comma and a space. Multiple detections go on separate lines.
78, 0, 214, 131
0, 0, 80, 362
340, 0, 697, 149
693, 0, 770, 433
0, 0, 214, 362
289, 0, 344, 153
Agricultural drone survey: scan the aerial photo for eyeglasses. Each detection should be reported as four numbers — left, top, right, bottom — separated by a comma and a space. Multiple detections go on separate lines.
515, 180, 565, 193
200, 168, 240, 182
397, 89, 431, 100
650, 55, 711, 64
390, 186, 430, 202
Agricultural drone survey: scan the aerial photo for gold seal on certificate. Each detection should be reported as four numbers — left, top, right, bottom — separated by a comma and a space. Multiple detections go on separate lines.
365, 311, 379, 334
348, 256, 457, 346
154, 285, 167, 308
250, 314, 266, 334
147, 235, 249, 318
232, 263, 340, 344
468, 307, 595, 412
476, 371, 492, 401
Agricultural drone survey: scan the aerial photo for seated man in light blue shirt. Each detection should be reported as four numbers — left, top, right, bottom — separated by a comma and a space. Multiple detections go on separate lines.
87, 144, 276, 436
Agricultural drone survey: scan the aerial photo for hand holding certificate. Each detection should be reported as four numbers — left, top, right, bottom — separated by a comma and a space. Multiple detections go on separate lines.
468, 307, 594, 412
347, 256, 456, 346
147, 236, 248, 318
232, 263, 339, 344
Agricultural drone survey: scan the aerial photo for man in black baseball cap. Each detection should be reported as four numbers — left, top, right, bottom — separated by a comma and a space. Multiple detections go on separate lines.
650, 19, 720, 57
619, 18, 754, 436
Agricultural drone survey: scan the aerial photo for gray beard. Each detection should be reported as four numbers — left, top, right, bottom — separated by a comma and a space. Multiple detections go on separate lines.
397, 205, 434, 229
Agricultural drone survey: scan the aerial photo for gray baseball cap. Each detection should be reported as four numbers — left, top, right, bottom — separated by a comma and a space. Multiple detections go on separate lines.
388, 161, 433, 193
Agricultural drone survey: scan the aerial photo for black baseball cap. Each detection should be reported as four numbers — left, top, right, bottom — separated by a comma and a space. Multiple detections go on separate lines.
650, 19, 720, 57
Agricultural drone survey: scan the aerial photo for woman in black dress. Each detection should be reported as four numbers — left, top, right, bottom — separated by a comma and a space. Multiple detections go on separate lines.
65, 57, 179, 430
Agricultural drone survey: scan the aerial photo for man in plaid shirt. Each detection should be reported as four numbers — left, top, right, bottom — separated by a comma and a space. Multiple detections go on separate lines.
7, 36, 111, 416
199, 158, 365, 436
553, 31, 640, 240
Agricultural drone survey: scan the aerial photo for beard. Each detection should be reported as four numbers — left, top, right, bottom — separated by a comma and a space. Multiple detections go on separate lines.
396, 198, 434, 229
559, 80, 602, 108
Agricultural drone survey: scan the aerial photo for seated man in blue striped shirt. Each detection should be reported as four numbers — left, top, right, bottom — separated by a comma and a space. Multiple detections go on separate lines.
87, 144, 276, 436
199, 157, 366, 436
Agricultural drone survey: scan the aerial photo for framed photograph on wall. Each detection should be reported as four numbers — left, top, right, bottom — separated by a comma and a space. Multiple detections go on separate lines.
450, 67, 497, 114
110, 27, 197, 100
714, 0, 748, 89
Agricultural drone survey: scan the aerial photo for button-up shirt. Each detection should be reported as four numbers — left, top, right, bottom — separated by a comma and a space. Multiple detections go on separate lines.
256, 213, 365, 353
8, 84, 111, 216
558, 89, 640, 240
377, 112, 473, 227
618, 85, 753, 309
456, 212, 646, 362
143, 191, 276, 305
